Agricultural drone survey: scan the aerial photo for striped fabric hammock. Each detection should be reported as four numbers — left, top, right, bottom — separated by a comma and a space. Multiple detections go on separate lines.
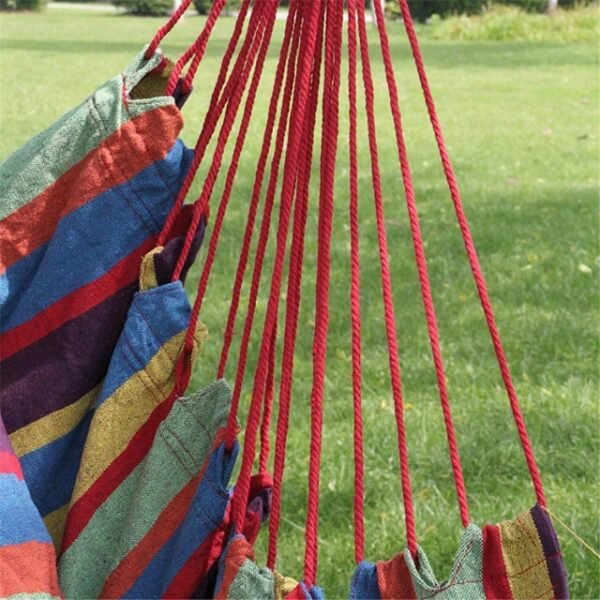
0, 0, 569, 598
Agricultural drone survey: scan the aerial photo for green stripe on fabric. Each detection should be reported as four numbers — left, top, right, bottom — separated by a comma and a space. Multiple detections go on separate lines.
228, 559, 275, 600
58, 379, 232, 599
404, 524, 485, 599
0, 47, 173, 221
7, 595, 61, 600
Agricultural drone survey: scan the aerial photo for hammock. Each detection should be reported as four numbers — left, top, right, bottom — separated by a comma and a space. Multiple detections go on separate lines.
0, 0, 569, 597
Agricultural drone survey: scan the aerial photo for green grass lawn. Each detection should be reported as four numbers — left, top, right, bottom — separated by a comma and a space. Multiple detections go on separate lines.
1, 8, 598, 598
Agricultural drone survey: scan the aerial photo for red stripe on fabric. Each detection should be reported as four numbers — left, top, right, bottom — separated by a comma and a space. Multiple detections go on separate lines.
482, 524, 513, 599
376, 553, 417, 600
214, 537, 253, 600
0, 451, 24, 479
284, 584, 308, 600
61, 387, 180, 553
0, 540, 60, 597
1, 240, 153, 359
100, 473, 201, 598
161, 523, 227, 598
0, 105, 182, 273
101, 431, 229, 598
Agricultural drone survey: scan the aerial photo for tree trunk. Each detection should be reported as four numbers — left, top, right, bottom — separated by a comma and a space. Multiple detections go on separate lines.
546, 0, 559, 13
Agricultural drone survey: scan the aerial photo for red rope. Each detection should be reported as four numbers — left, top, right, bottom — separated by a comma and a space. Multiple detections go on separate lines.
372, 1, 470, 528
145, 0, 195, 60
170, 0, 274, 284
355, 0, 418, 558
267, 7, 324, 568
164, 0, 229, 96
397, 0, 546, 509
157, 0, 266, 248
213, 2, 300, 382
303, 0, 343, 585
346, 0, 365, 566
217, 0, 303, 413
170, 0, 277, 395
258, 322, 277, 474
229, 0, 322, 539
178, 0, 278, 354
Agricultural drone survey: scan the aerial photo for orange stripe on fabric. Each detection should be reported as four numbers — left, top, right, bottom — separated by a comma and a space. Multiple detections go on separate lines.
0, 540, 61, 597
0, 451, 24, 479
0, 105, 182, 273
214, 537, 254, 600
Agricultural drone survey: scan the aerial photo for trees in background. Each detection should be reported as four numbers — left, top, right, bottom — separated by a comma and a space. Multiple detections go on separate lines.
397, 0, 591, 21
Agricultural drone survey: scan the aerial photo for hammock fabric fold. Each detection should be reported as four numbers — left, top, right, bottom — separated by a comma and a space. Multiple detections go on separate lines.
0, 47, 202, 551
0, 0, 571, 597
349, 504, 569, 600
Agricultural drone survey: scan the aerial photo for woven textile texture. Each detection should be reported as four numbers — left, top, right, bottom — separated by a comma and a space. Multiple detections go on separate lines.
0, 48, 204, 597
347, 504, 568, 599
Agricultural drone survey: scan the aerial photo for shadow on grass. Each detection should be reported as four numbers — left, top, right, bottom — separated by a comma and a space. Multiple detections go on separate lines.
2, 35, 597, 69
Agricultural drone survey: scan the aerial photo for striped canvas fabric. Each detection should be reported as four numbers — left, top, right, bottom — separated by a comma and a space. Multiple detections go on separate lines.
349, 504, 569, 599
213, 533, 318, 600
0, 415, 61, 599
57, 248, 273, 598
0, 47, 197, 554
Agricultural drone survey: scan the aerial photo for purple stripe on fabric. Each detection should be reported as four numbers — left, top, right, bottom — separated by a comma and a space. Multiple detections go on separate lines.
530, 504, 569, 599
153, 217, 206, 285
0, 416, 13, 453
0, 282, 136, 433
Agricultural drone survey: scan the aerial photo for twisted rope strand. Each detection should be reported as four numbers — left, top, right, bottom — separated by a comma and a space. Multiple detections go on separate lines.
304, 0, 343, 585
347, 0, 365, 565
229, 0, 323, 537
373, 0, 470, 528
222, 2, 304, 439
356, 0, 417, 557
267, 11, 324, 568
171, 0, 275, 283
217, 0, 302, 380
158, 0, 265, 247
397, 0, 546, 508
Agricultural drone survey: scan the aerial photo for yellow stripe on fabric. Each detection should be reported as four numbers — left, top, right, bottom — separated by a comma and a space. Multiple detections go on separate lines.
10, 386, 99, 457
44, 504, 69, 552
70, 325, 206, 505
139, 246, 162, 291
499, 511, 554, 600
274, 571, 298, 600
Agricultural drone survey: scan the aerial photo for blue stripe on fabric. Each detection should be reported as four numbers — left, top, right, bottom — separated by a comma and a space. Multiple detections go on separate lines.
19, 411, 93, 518
310, 586, 326, 599
1, 139, 193, 333
213, 529, 239, 596
96, 281, 190, 405
123, 442, 238, 599
349, 562, 380, 600
0, 474, 52, 545
0, 243, 45, 317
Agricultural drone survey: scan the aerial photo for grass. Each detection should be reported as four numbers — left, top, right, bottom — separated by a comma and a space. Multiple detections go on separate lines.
420, 3, 600, 43
1, 8, 599, 598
